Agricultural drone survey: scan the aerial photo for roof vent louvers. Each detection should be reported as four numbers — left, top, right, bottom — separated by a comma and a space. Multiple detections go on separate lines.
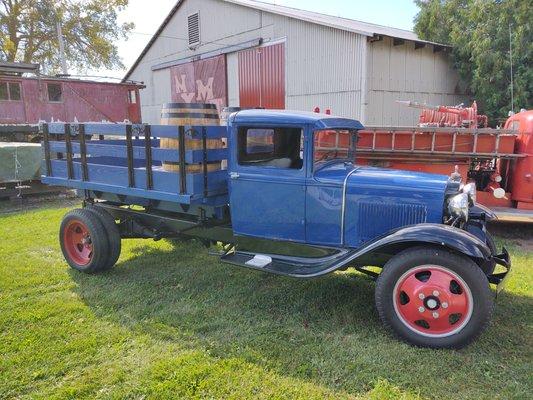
187, 12, 200, 47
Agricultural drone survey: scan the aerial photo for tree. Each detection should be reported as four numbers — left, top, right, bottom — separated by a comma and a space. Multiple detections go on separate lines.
414, 0, 532, 123
0, 0, 133, 73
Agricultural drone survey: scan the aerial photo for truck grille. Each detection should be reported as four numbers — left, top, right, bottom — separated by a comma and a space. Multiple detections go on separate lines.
356, 201, 428, 243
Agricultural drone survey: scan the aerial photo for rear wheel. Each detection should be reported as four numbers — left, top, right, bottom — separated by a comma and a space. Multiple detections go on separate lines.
85, 205, 121, 270
375, 247, 493, 349
59, 209, 110, 273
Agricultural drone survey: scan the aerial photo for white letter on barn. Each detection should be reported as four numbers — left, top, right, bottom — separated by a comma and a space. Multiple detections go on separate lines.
174, 74, 188, 93
196, 77, 214, 101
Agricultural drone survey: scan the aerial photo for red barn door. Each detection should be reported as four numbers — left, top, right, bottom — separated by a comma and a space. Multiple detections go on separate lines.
238, 42, 285, 109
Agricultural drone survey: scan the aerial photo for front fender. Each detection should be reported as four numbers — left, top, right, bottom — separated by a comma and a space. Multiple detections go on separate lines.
342, 223, 492, 269
469, 203, 497, 221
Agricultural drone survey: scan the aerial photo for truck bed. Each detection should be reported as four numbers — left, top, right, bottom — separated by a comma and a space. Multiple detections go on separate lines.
40, 122, 229, 209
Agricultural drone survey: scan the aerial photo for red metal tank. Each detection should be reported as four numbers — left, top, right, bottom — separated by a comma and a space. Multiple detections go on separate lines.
505, 110, 533, 209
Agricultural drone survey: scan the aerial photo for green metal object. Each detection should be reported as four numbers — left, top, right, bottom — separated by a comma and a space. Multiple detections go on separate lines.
0, 142, 41, 183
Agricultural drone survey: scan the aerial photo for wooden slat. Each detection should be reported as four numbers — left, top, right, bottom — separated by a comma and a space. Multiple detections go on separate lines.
41, 160, 228, 204
178, 125, 187, 194
125, 125, 135, 187
64, 124, 74, 179
48, 141, 228, 163
78, 125, 89, 181
47, 123, 227, 139
41, 123, 52, 177
144, 125, 153, 190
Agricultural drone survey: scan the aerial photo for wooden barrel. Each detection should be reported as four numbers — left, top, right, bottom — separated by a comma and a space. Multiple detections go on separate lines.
160, 103, 222, 173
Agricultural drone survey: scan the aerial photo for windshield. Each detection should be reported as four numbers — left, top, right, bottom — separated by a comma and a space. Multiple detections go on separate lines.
313, 129, 357, 168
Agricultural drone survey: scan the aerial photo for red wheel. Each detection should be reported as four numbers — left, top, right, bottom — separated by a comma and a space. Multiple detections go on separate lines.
375, 247, 493, 349
63, 220, 94, 266
59, 209, 110, 273
393, 265, 473, 337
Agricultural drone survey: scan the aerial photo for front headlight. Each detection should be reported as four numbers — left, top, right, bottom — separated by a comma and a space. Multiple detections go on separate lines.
463, 182, 476, 204
448, 193, 469, 221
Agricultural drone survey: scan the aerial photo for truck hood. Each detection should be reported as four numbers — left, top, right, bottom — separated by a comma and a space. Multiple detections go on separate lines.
314, 162, 450, 192
314, 162, 450, 246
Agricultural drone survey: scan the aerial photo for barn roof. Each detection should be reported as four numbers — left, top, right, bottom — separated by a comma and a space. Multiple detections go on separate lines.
123, 0, 451, 81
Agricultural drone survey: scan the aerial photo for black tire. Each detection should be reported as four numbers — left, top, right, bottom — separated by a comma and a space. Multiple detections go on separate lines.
85, 205, 121, 270
375, 246, 493, 349
59, 208, 110, 273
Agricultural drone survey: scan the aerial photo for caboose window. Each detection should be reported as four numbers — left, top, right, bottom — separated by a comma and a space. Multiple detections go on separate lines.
9, 82, 21, 101
128, 89, 137, 104
47, 83, 63, 102
0, 82, 7, 100
1, 82, 21, 101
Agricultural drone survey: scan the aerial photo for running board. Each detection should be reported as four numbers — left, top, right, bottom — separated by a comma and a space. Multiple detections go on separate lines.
492, 207, 533, 223
220, 249, 352, 278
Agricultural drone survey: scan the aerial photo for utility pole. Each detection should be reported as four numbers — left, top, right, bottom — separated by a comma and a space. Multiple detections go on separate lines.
509, 24, 514, 114
56, 20, 68, 75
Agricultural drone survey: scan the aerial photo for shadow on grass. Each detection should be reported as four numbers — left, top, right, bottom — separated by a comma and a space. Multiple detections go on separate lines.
69, 240, 532, 397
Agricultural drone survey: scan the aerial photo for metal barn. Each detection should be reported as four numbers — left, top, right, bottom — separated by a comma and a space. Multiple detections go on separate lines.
124, 0, 467, 125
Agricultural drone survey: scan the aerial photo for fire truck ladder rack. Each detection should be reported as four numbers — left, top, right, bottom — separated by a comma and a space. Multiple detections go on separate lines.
356, 126, 523, 159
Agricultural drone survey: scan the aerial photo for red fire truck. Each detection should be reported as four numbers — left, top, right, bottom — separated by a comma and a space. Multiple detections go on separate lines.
315, 103, 532, 222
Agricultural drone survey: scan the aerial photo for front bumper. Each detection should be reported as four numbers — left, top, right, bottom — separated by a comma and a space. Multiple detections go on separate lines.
488, 247, 512, 294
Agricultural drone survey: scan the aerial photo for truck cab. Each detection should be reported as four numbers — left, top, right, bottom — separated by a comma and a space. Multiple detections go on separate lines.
228, 110, 456, 248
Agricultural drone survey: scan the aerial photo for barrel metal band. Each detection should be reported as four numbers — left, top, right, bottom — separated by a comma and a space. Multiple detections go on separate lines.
161, 112, 219, 119
162, 103, 217, 110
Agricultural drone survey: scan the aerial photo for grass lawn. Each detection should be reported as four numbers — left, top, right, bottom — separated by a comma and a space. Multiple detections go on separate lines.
0, 199, 532, 399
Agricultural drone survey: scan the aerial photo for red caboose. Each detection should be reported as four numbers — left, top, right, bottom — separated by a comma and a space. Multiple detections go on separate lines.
0, 62, 143, 125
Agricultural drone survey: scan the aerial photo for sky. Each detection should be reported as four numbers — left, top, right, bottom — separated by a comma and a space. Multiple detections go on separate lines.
88, 0, 419, 80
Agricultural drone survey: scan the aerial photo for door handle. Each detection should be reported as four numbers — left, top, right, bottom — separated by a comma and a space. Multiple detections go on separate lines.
229, 172, 240, 179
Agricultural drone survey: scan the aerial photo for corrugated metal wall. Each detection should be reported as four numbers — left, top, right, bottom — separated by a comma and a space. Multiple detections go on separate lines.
278, 17, 366, 119
365, 37, 468, 126
238, 42, 285, 109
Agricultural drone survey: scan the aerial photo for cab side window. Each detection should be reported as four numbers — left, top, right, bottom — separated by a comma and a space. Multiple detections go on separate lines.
237, 126, 303, 169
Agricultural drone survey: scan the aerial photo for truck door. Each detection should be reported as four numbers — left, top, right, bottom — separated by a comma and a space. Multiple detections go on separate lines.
228, 124, 307, 241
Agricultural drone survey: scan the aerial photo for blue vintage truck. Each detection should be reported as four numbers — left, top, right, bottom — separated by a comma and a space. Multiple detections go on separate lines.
41, 108, 510, 349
